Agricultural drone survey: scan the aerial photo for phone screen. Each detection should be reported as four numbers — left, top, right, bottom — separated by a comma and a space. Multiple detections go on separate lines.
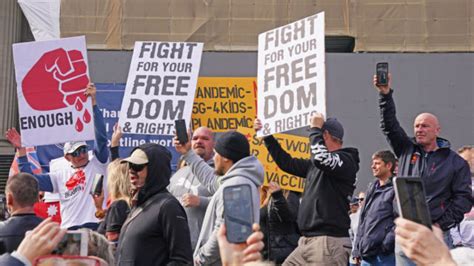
175, 119, 188, 144
376, 62, 388, 86
53, 230, 88, 256
223, 184, 253, 243
394, 177, 432, 229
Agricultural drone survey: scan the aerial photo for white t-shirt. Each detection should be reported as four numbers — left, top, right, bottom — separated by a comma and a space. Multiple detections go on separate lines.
49, 153, 108, 228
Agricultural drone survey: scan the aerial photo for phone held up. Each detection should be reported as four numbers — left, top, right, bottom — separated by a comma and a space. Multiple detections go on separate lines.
376, 62, 389, 86
175, 119, 188, 144
394, 176, 432, 229
53, 230, 88, 256
223, 184, 254, 243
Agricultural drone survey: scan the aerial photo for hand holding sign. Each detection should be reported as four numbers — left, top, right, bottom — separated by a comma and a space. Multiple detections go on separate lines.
310, 113, 325, 128
22, 48, 90, 111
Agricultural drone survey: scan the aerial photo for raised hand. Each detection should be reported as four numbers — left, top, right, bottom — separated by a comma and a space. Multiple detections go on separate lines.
5, 128, 22, 149
373, 73, 391, 95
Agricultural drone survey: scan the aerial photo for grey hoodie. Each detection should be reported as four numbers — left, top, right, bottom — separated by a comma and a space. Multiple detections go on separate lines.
183, 150, 264, 265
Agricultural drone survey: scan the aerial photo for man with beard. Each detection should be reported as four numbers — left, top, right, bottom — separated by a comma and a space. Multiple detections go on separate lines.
174, 131, 264, 265
116, 143, 192, 265
168, 127, 215, 250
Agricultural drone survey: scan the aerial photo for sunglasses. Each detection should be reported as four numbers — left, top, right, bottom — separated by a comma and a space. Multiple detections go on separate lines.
359, 198, 365, 202
129, 163, 147, 172
69, 146, 88, 157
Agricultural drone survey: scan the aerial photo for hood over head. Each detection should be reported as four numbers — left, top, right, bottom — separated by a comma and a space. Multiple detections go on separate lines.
130, 143, 172, 205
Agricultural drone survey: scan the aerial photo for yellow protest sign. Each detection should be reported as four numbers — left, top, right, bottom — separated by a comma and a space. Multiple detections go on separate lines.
192, 77, 256, 132
238, 127, 307, 192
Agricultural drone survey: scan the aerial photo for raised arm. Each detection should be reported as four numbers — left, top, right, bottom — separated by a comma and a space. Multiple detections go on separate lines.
5, 128, 54, 192
374, 74, 411, 157
109, 123, 122, 160
174, 135, 220, 194
254, 118, 311, 177
87, 84, 109, 163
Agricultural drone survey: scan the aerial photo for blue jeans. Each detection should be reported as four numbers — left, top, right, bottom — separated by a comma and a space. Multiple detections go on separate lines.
361, 253, 395, 266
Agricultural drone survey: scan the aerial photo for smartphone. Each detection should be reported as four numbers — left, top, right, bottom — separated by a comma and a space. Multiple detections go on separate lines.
394, 177, 432, 229
223, 184, 254, 243
53, 230, 88, 256
376, 62, 389, 86
91, 174, 104, 196
175, 119, 188, 144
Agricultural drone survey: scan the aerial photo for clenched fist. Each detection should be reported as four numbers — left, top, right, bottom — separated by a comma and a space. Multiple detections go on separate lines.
22, 48, 89, 111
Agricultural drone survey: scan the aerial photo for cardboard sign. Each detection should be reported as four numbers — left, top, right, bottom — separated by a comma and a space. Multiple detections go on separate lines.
257, 12, 326, 137
12, 36, 94, 146
238, 128, 307, 192
119, 41, 203, 135
192, 77, 257, 131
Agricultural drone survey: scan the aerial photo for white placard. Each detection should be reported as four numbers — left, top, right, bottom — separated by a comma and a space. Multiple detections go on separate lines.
12, 36, 94, 146
257, 12, 326, 137
119, 41, 203, 135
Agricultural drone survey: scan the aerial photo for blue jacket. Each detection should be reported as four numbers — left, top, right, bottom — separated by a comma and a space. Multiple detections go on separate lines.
353, 179, 397, 258
0, 214, 43, 254
379, 90, 472, 230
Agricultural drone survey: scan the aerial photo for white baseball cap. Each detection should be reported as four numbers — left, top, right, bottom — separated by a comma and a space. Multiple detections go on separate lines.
63, 141, 88, 155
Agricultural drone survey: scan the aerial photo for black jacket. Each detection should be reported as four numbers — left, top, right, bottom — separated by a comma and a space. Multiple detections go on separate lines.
116, 144, 192, 265
380, 90, 472, 230
260, 190, 300, 264
264, 128, 359, 237
0, 214, 43, 254
353, 179, 397, 258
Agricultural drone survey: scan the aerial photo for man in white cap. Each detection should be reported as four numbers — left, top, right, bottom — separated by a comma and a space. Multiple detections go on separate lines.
5, 84, 109, 229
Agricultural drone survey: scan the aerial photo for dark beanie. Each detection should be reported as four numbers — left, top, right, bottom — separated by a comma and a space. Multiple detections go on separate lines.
322, 118, 344, 140
214, 131, 250, 163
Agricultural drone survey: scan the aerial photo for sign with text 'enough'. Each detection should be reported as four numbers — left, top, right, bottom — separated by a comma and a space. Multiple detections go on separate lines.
119, 41, 203, 135
257, 12, 326, 137
13, 36, 94, 146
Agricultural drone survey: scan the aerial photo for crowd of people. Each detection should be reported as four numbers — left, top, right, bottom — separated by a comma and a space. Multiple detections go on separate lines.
0, 73, 472, 266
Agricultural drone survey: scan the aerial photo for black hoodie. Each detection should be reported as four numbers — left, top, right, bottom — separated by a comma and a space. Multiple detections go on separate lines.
264, 128, 360, 237
116, 143, 192, 265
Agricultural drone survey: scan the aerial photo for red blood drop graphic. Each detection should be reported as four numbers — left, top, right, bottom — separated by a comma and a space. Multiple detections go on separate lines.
75, 118, 84, 132
83, 109, 91, 123
75, 99, 83, 111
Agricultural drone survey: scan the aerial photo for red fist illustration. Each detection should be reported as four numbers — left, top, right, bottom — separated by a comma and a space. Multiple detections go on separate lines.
66, 169, 86, 190
22, 48, 89, 111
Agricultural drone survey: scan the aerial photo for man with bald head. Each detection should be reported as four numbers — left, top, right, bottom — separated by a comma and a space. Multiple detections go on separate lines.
374, 74, 472, 265
168, 127, 215, 251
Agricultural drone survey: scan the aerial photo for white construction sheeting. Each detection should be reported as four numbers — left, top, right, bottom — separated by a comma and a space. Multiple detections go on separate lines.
18, 0, 60, 41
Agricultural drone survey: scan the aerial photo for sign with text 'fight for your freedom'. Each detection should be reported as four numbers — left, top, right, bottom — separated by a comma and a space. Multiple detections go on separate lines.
257, 12, 326, 137
119, 42, 203, 135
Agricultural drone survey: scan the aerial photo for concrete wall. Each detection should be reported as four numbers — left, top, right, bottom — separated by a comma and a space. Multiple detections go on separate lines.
89, 51, 474, 193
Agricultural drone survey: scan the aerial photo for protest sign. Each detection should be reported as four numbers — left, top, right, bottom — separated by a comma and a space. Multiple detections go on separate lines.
12, 36, 94, 146
192, 77, 256, 132
96, 83, 179, 168
257, 12, 326, 137
119, 41, 203, 135
238, 128, 307, 192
